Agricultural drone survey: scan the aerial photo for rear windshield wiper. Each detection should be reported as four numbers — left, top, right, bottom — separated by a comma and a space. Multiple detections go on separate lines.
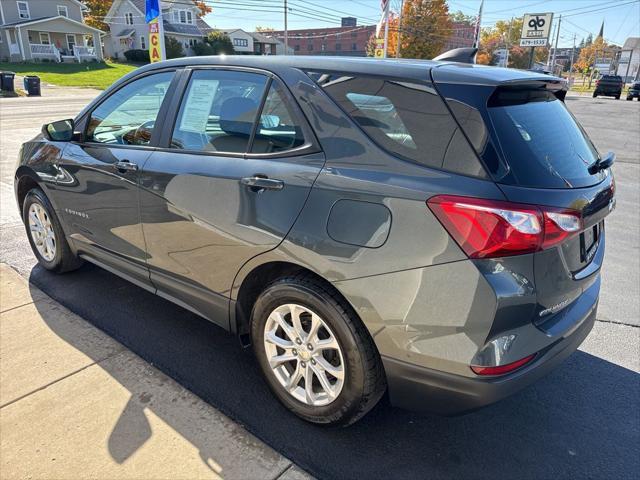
588, 151, 615, 174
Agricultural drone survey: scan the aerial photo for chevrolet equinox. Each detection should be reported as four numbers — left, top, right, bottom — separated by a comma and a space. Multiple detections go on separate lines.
15, 55, 616, 425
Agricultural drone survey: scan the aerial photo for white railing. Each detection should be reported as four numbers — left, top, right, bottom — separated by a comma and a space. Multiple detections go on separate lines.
73, 45, 97, 62
30, 43, 61, 62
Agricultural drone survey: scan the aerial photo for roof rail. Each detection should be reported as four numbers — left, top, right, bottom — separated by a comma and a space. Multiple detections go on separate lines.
433, 47, 478, 64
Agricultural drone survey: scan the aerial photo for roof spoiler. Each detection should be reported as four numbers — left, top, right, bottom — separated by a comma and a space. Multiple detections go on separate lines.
433, 47, 478, 64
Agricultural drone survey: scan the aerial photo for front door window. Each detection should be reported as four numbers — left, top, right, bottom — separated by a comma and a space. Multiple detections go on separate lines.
87, 72, 174, 146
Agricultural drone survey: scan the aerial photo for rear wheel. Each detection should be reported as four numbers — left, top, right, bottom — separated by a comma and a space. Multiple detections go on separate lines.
23, 188, 83, 273
628, 97, 632, 101
615, 95, 620, 99
251, 275, 386, 426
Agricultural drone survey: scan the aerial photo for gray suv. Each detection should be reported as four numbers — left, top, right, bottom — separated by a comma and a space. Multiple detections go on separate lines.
14, 56, 615, 426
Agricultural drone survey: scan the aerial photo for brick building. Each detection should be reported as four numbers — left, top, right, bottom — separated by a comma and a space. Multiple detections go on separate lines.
269, 18, 475, 58
441, 20, 475, 52
270, 24, 376, 57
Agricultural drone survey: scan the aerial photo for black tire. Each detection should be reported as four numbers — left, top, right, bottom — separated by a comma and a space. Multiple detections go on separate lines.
615, 95, 620, 100
627, 97, 632, 101
22, 188, 83, 273
251, 274, 386, 426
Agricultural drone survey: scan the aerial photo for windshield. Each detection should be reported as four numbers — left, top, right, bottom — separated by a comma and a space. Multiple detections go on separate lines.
488, 89, 605, 188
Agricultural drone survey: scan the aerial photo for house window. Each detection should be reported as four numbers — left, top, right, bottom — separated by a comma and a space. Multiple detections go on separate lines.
187, 11, 193, 24
321, 44, 326, 51
233, 38, 248, 47
294, 44, 300, 51
180, 11, 186, 23
140, 36, 146, 49
67, 34, 76, 51
336, 43, 342, 51
39, 32, 51, 45
57, 5, 68, 17
352, 43, 357, 51
125, 12, 134, 25
307, 44, 313, 51
17, 1, 30, 20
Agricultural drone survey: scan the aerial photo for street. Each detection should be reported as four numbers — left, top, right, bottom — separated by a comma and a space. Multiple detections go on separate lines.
1, 92, 639, 479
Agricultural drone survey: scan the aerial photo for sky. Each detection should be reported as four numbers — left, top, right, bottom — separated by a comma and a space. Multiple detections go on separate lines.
202, 0, 640, 48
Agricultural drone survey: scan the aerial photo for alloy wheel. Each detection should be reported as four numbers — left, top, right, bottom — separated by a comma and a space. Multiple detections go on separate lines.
28, 203, 56, 262
263, 303, 345, 406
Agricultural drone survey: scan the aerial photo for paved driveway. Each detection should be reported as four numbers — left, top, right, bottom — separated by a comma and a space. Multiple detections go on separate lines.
1, 92, 638, 479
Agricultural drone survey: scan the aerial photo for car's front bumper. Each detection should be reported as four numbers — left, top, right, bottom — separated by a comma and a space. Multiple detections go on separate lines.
382, 304, 596, 415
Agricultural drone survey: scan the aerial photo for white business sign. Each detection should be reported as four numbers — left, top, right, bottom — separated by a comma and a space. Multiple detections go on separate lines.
520, 13, 553, 47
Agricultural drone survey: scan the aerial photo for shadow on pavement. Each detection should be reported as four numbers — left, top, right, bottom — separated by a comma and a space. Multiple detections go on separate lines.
29, 263, 640, 480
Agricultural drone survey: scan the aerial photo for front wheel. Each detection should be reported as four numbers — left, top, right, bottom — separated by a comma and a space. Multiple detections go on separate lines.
251, 275, 386, 426
22, 188, 83, 273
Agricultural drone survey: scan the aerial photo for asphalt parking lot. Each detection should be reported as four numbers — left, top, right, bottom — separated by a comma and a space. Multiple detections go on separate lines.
1, 92, 639, 479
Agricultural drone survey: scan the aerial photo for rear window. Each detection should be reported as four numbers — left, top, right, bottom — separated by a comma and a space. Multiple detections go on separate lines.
488, 88, 606, 188
307, 72, 487, 178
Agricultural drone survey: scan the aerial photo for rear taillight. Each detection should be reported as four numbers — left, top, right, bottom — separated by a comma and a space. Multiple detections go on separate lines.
427, 195, 582, 259
471, 354, 536, 376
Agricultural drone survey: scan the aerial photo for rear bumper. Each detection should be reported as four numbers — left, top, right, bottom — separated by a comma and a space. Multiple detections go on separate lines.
383, 304, 596, 415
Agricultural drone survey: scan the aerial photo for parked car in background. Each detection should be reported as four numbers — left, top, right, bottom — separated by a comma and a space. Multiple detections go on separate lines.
593, 74, 624, 99
626, 81, 640, 100
15, 56, 615, 426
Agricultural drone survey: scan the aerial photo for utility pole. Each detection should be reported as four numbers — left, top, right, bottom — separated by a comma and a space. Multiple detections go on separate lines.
551, 14, 561, 74
284, 0, 288, 55
568, 33, 576, 88
546, 22, 555, 67
383, 0, 390, 58
505, 17, 513, 67
396, 0, 404, 58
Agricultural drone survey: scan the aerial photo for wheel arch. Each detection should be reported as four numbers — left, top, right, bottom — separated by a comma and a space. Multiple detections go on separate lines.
231, 260, 364, 348
15, 167, 43, 213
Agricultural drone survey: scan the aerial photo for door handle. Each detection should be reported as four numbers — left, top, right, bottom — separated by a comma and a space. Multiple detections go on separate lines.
241, 176, 284, 192
114, 160, 138, 172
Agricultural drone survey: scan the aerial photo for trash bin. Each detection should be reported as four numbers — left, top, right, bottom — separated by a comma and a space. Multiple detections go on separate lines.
23, 75, 41, 96
1, 71, 15, 92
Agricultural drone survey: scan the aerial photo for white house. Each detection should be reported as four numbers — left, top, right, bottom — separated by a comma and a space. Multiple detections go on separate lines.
0, 0, 104, 62
616, 37, 640, 83
103, 0, 213, 59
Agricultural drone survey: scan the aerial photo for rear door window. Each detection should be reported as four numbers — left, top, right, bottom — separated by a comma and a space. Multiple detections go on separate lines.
488, 88, 605, 188
171, 69, 267, 153
307, 72, 486, 178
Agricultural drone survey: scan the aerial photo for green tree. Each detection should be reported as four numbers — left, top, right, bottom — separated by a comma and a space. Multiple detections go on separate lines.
164, 36, 185, 59
204, 31, 236, 54
399, 0, 453, 59
81, 0, 112, 31
450, 10, 474, 23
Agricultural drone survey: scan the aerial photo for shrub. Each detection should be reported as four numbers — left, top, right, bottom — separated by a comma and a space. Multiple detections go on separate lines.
192, 41, 216, 56
164, 36, 185, 59
205, 31, 236, 55
124, 49, 150, 63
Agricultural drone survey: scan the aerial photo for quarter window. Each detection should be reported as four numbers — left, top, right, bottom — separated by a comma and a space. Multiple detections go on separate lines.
86, 72, 174, 146
17, 1, 30, 19
171, 70, 267, 153
309, 72, 485, 175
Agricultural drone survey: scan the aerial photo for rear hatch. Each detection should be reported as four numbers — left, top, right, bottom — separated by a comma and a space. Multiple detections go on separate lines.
432, 66, 615, 332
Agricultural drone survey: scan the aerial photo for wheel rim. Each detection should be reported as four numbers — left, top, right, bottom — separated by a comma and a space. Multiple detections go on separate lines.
28, 203, 56, 262
263, 303, 345, 406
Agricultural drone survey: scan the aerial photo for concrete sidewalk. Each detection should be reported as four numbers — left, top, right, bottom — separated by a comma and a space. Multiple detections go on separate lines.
0, 263, 311, 480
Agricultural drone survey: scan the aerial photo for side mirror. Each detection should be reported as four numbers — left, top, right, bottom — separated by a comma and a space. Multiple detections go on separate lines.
589, 151, 615, 174
42, 119, 75, 142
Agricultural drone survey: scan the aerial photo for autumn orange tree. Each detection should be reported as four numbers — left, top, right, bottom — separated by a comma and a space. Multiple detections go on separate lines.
81, 0, 112, 31
399, 0, 452, 59
477, 17, 548, 68
573, 36, 612, 75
